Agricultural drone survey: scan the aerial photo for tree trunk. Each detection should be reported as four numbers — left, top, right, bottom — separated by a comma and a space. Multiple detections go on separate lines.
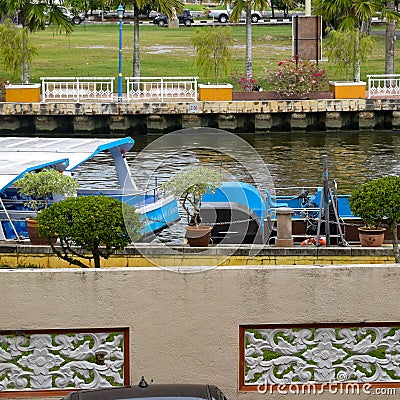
133, 4, 140, 78
93, 247, 101, 268
245, 9, 252, 91
353, 30, 361, 82
390, 221, 400, 263
21, 27, 30, 84
385, 0, 396, 74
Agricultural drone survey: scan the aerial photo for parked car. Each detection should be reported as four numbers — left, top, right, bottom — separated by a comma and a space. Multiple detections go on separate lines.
59, 6, 85, 24
102, 9, 134, 19
207, 5, 262, 23
153, 9, 194, 26
62, 380, 229, 400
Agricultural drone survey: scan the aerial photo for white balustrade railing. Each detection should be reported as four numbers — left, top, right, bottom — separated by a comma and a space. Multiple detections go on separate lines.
41, 77, 115, 102
126, 77, 198, 101
367, 74, 400, 98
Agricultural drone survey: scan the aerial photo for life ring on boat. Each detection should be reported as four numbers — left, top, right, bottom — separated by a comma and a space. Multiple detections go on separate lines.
300, 237, 327, 246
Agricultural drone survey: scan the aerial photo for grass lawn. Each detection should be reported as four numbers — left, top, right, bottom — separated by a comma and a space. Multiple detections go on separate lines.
0, 22, 396, 91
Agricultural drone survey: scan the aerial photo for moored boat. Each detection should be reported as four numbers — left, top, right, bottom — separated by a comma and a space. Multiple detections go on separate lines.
200, 181, 363, 245
0, 137, 180, 241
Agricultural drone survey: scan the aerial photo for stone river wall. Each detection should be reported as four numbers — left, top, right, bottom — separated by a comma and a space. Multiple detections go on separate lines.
1, 98, 400, 134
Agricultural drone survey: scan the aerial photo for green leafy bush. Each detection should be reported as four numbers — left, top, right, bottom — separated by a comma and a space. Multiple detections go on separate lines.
265, 56, 327, 98
350, 176, 400, 262
37, 196, 143, 268
15, 168, 78, 213
350, 176, 400, 229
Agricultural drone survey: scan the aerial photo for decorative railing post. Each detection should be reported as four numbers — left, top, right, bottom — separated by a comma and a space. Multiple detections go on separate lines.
41, 79, 46, 102
76, 77, 80, 102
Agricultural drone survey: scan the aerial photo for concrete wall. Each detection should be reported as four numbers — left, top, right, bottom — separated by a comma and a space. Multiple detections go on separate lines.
1, 264, 400, 400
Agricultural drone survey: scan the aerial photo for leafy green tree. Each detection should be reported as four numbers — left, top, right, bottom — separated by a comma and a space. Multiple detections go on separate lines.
0, 0, 74, 83
191, 27, 232, 84
324, 29, 373, 82
0, 20, 37, 82
64, 0, 88, 15
350, 176, 400, 263
223, 0, 269, 90
37, 196, 143, 268
313, 0, 400, 81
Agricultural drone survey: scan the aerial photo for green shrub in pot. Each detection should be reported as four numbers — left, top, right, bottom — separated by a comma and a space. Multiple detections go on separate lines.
350, 175, 400, 260
15, 168, 78, 213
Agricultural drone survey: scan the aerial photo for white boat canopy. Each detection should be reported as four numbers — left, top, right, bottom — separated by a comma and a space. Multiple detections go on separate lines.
0, 136, 135, 192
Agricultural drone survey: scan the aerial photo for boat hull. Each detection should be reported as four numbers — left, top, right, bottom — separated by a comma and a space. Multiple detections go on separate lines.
200, 202, 264, 244
138, 195, 180, 237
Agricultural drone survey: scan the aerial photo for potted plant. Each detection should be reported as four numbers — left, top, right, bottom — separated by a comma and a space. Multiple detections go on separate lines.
163, 165, 224, 247
350, 176, 400, 259
15, 168, 79, 244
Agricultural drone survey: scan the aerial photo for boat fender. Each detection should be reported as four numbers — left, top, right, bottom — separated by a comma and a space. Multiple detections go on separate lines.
300, 237, 326, 246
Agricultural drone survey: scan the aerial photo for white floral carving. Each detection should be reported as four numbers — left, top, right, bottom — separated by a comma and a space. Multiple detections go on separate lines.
0, 331, 125, 391
244, 326, 400, 385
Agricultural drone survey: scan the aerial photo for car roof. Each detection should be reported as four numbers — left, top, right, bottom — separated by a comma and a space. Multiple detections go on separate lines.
65, 384, 218, 400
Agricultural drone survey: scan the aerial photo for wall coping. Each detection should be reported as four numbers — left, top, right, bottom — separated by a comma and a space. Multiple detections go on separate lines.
0, 242, 395, 257
1, 98, 400, 116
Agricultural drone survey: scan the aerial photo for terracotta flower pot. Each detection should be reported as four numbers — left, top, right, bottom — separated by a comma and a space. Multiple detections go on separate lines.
185, 225, 212, 247
26, 218, 57, 245
357, 227, 386, 247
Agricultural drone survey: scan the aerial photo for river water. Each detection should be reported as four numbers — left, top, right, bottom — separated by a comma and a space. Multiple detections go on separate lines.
73, 130, 400, 243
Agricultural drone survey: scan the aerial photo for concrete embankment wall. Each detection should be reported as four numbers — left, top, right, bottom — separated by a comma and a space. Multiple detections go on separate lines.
1, 98, 400, 134
1, 263, 400, 400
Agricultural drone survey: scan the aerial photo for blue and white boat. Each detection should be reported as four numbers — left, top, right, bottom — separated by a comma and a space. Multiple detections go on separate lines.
0, 136, 180, 241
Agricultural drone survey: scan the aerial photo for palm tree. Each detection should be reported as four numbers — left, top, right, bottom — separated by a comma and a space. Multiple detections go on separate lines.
383, 0, 398, 74
225, 0, 269, 90
125, 0, 184, 78
0, 0, 73, 83
313, 0, 400, 81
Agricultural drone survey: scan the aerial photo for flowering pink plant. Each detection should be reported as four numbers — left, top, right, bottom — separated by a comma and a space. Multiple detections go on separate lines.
230, 70, 258, 92
265, 56, 327, 98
